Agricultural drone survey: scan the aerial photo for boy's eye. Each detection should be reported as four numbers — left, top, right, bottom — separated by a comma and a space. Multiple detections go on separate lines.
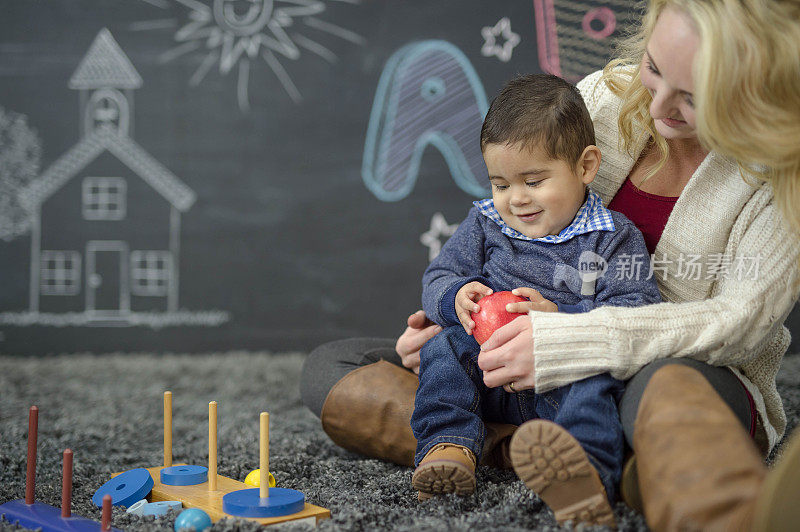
493, 184, 508, 191
526, 180, 541, 187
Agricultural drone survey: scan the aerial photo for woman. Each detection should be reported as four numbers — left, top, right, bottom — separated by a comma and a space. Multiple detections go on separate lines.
301, 0, 800, 529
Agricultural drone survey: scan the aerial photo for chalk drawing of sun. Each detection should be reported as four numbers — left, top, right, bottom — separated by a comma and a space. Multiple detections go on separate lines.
133, 0, 365, 112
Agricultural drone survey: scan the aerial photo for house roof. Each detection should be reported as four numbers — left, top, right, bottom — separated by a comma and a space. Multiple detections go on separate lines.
69, 28, 143, 90
21, 125, 196, 212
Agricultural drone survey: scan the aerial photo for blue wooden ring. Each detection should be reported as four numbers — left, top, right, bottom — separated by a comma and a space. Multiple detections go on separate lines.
92, 468, 154, 507
0, 500, 123, 531
160, 465, 208, 486
126, 499, 148, 515
222, 488, 305, 517
142, 501, 182, 516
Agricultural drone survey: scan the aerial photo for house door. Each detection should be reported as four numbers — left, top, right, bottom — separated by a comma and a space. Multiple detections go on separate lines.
86, 241, 130, 315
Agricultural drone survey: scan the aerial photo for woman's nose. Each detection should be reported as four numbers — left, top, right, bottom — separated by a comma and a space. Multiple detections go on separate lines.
649, 84, 679, 119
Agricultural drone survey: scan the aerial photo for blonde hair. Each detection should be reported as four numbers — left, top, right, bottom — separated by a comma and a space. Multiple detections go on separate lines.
602, 0, 800, 236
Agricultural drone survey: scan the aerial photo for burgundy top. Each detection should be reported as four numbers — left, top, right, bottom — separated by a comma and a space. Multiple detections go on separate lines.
607, 177, 679, 255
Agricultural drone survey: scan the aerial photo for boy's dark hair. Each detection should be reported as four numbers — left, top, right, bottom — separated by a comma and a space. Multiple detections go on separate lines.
480, 74, 595, 167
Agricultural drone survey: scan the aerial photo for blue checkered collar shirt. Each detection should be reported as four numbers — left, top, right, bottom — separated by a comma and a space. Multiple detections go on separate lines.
473, 188, 615, 244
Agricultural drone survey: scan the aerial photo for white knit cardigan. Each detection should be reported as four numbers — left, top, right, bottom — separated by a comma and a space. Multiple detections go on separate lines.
529, 70, 800, 452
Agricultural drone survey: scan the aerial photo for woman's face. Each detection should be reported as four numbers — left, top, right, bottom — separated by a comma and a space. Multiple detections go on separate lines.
640, 6, 700, 140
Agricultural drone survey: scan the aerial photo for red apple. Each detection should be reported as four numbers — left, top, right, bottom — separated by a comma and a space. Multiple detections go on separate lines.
470, 291, 527, 345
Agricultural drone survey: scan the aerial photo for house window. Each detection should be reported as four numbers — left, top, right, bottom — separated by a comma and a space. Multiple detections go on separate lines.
86, 88, 130, 135
40, 251, 81, 295
131, 251, 171, 296
83, 177, 126, 220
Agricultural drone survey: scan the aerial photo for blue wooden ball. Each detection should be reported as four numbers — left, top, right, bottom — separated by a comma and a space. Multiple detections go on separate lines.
174, 508, 212, 532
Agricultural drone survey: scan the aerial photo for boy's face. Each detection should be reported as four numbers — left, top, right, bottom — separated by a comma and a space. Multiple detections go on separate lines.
484, 142, 592, 239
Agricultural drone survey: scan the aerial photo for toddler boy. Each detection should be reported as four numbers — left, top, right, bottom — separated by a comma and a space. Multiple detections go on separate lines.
411, 74, 661, 527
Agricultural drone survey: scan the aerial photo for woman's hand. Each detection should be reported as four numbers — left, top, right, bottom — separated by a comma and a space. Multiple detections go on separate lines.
478, 315, 535, 392
395, 310, 442, 374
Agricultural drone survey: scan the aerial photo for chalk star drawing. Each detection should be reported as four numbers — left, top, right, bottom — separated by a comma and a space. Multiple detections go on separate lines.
421, 212, 459, 261
134, 0, 365, 112
481, 17, 520, 63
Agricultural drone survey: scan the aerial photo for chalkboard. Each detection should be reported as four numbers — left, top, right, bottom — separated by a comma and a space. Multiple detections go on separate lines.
1, 0, 798, 355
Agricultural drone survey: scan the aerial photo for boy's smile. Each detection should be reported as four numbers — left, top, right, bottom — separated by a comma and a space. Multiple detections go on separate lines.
483, 142, 596, 239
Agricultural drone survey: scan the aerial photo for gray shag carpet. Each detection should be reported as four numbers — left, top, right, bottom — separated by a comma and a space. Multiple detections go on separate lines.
1, 352, 799, 532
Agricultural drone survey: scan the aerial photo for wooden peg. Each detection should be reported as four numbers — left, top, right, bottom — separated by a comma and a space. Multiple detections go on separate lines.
61, 449, 73, 518
209, 401, 217, 491
25, 406, 38, 505
164, 391, 173, 467
101, 494, 111, 531
260, 412, 269, 499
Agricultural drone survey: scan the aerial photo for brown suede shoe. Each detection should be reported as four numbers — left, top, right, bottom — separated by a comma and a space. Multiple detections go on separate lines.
412, 443, 477, 501
482, 423, 517, 470
511, 420, 616, 528
620, 453, 643, 513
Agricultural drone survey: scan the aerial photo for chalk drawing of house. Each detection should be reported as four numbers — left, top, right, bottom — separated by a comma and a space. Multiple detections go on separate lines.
17, 29, 203, 324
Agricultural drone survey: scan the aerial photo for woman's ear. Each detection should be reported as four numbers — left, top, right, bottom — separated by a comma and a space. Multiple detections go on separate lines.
578, 145, 602, 185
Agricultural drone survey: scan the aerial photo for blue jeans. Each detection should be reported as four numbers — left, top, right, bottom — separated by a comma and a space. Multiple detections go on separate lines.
410, 325, 624, 501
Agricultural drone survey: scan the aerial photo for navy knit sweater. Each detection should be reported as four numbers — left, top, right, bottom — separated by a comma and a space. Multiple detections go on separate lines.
422, 206, 662, 327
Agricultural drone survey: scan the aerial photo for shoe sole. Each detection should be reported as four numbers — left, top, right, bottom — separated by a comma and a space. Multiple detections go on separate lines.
510, 420, 616, 528
412, 459, 476, 501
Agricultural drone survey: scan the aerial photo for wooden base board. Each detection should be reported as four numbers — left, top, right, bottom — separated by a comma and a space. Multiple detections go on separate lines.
112, 465, 330, 527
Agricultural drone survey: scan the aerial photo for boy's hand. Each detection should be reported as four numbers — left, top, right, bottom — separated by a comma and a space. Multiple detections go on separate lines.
505, 287, 558, 313
456, 282, 493, 334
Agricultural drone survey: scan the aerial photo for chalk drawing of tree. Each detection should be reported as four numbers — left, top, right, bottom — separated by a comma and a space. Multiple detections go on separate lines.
0, 106, 41, 241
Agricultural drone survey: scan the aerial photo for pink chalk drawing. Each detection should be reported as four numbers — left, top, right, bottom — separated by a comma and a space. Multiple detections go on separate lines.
533, 0, 638, 82
583, 7, 617, 40
533, 0, 560, 78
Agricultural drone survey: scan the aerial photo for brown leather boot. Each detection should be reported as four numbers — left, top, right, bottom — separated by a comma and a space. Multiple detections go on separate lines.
320, 360, 418, 466
319, 359, 518, 469
412, 443, 477, 501
751, 426, 800, 532
634, 364, 766, 531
